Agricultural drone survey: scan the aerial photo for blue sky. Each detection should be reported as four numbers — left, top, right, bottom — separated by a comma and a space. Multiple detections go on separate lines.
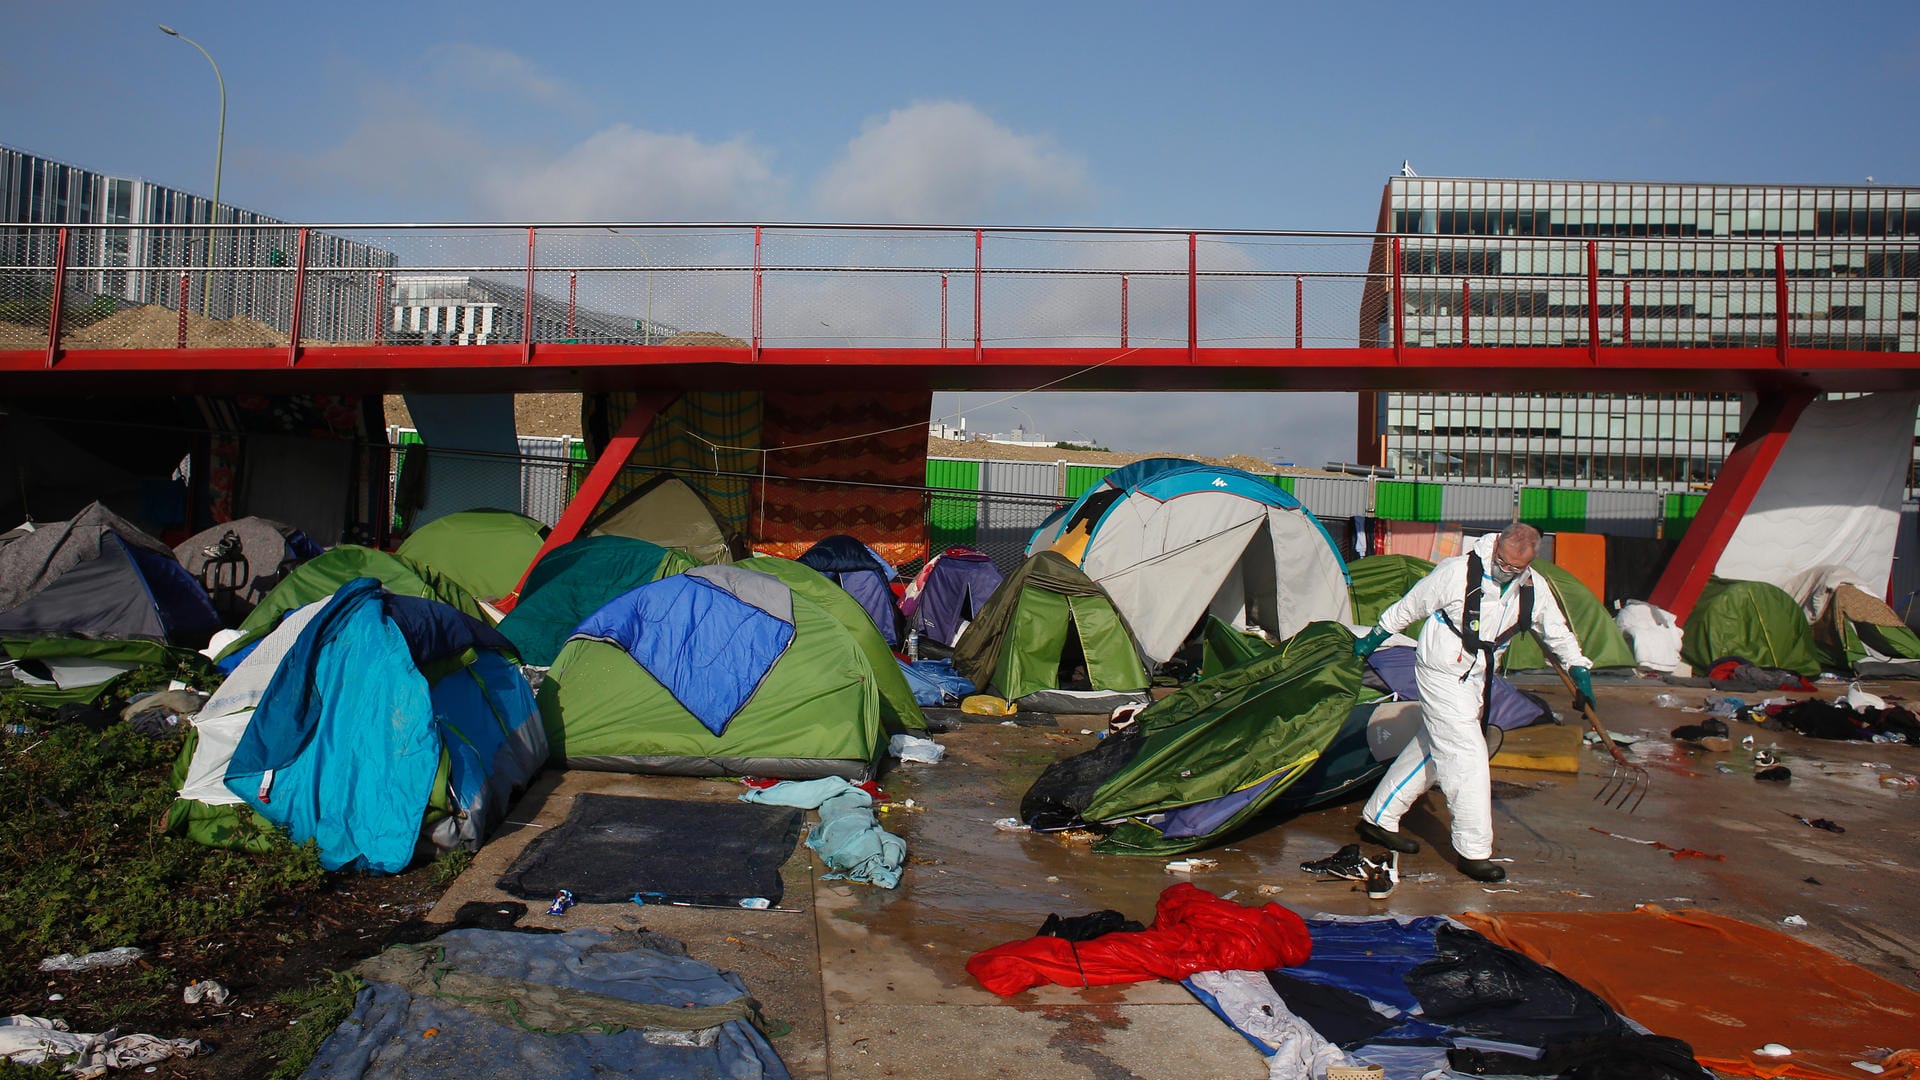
7, 1, 1918, 462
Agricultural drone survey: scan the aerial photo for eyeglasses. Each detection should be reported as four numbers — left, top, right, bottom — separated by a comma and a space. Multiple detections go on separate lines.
1492, 552, 1527, 576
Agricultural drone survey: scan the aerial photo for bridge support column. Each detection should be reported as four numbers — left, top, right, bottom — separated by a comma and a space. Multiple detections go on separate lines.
1648, 389, 1813, 621
496, 390, 680, 613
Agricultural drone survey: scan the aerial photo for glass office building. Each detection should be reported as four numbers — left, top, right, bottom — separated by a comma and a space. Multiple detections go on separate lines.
1358, 176, 1920, 491
1, 143, 395, 342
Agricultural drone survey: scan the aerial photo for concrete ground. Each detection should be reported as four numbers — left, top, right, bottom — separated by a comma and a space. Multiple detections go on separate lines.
430, 679, 1920, 1078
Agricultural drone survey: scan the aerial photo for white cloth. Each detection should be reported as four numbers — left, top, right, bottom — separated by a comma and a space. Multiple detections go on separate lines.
0, 1015, 203, 1077
1186, 971, 1347, 1080
177, 600, 326, 806
1615, 601, 1683, 673
1361, 533, 1589, 860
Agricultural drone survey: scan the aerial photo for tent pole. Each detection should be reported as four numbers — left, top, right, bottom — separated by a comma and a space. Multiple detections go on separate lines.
495, 390, 680, 614
1647, 389, 1812, 621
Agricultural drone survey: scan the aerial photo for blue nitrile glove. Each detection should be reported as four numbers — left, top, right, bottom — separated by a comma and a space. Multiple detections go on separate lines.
1353, 627, 1391, 658
1570, 666, 1595, 712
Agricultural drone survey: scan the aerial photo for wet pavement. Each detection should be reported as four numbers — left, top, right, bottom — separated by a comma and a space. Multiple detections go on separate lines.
431, 679, 1920, 1078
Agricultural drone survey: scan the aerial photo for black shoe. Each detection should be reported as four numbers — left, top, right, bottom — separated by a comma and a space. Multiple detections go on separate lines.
1459, 858, 1507, 883
1364, 851, 1398, 900
1299, 843, 1369, 880
1357, 819, 1420, 854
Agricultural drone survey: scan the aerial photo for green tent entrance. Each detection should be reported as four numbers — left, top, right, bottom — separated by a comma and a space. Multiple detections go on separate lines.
954, 551, 1147, 703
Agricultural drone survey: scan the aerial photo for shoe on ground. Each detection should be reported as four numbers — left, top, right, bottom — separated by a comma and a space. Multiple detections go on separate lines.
1300, 843, 1369, 880
1364, 851, 1398, 900
1357, 819, 1420, 854
1459, 858, 1506, 883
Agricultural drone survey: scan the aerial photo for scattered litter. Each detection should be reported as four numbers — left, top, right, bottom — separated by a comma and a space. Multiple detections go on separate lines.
1582, 730, 1642, 747
546, 889, 576, 916
1079, 729, 1094, 735
1652, 693, 1685, 708
1863, 762, 1892, 770
1880, 774, 1919, 789
1560, 890, 1595, 898
183, 980, 231, 1006
1742, 735, 1756, 749
999, 720, 1018, 727
888, 734, 946, 764
1164, 858, 1218, 874
422, 1027, 440, 1038
38, 947, 146, 973
1790, 815, 1846, 833
1489, 857, 1514, 863
1589, 827, 1726, 861
1846, 682, 1888, 712
1853, 1061, 1887, 1074
1805, 877, 1822, 885
1705, 694, 1747, 718
1715, 763, 1735, 774
1782, 915, 1809, 928
1482, 888, 1520, 894
1755, 1042, 1794, 1057
992, 817, 1029, 833
1256, 884, 1285, 897
1044, 875, 1060, 884
46, 994, 62, 1002
961, 694, 1015, 716
0, 1018, 205, 1072
739, 897, 771, 910
1219, 890, 1239, 901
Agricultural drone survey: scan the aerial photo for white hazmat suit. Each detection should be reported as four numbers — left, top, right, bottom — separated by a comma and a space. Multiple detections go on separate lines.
1359, 533, 1589, 860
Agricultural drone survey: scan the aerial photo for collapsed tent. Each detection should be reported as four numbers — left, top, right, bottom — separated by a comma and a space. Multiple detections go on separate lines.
539, 565, 894, 779
173, 516, 325, 622
902, 547, 1004, 647
0, 502, 221, 703
497, 536, 697, 666
954, 550, 1148, 703
168, 578, 545, 872
1500, 558, 1637, 672
585, 474, 736, 565
1020, 622, 1374, 855
737, 556, 926, 734
1026, 460, 1351, 665
1791, 566, 1920, 676
796, 534, 902, 646
1682, 577, 1824, 677
396, 508, 549, 604
215, 546, 485, 666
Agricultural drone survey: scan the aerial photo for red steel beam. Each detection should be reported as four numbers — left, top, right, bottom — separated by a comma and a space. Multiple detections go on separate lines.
1187, 233, 1198, 363
495, 389, 680, 613
1647, 389, 1814, 620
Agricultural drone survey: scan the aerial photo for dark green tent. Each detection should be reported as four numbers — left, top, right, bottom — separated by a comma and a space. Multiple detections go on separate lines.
1501, 559, 1637, 671
1347, 555, 1435, 628
954, 550, 1147, 702
1683, 577, 1823, 676
396, 508, 549, 603
1812, 582, 1920, 674
498, 536, 697, 666
1066, 621, 1364, 855
1199, 615, 1273, 679
216, 546, 484, 664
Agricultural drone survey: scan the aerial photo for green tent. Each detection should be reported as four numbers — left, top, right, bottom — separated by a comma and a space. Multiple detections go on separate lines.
396, 508, 549, 603
1500, 559, 1637, 672
954, 550, 1147, 703
739, 556, 926, 734
1078, 621, 1364, 856
1347, 555, 1435, 628
216, 546, 485, 664
1199, 615, 1274, 679
1683, 577, 1824, 676
498, 536, 697, 666
539, 566, 891, 779
1811, 582, 1920, 673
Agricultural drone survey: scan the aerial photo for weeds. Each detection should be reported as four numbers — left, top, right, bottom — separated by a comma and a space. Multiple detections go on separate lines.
430, 847, 473, 887
264, 969, 365, 1080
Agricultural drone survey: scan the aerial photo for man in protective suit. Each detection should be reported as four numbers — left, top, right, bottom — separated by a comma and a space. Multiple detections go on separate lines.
1350, 524, 1592, 882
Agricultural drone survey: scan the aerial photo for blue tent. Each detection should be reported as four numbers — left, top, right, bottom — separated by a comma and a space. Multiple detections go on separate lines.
220, 578, 546, 873
797, 535, 902, 646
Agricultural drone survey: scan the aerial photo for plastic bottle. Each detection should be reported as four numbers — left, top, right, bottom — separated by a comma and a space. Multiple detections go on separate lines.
905, 627, 920, 662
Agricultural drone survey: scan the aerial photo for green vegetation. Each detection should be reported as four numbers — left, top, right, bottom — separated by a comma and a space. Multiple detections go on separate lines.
265, 969, 366, 1080
431, 847, 473, 887
0, 709, 326, 963
1053, 440, 1111, 452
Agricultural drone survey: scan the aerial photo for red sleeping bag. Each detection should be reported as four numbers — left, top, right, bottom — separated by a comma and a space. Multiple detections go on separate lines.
966, 883, 1313, 996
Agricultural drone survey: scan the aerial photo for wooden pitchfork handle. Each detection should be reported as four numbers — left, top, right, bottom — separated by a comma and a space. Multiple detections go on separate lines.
1542, 653, 1635, 768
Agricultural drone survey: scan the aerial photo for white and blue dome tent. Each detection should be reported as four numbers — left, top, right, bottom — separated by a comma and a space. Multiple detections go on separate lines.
1027, 460, 1351, 666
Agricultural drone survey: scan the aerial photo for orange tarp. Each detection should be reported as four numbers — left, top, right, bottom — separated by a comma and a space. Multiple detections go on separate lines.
1552, 531, 1607, 602
1456, 906, 1920, 1080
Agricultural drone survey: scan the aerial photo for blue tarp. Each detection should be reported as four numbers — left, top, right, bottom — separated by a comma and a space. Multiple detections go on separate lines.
225, 579, 442, 873
1366, 646, 1547, 731
304, 928, 790, 1080
899, 658, 974, 706
573, 575, 794, 736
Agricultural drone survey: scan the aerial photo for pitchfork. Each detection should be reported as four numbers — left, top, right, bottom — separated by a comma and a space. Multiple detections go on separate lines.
1543, 655, 1651, 812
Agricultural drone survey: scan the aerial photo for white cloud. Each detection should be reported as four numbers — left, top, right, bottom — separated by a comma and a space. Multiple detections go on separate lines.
812, 101, 1090, 222
472, 125, 784, 221
425, 43, 580, 107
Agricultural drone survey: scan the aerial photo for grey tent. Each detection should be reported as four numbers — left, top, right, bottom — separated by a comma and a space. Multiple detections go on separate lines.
174, 517, 326, 623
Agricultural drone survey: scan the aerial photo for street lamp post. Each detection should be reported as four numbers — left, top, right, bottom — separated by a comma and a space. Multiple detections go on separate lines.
159, 25, 225, 318
1011, 405, 1036, 442
605, 228, 655, 344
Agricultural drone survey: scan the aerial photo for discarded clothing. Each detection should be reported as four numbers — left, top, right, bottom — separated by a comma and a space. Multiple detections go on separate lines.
1706, 658, 1816, 693
1448, 1034, 1712, 1079
307, 928, 790, 1080
1405, 925, 1625, 1044
967, 884, 1312, 996
1261, 971, 1402, 1049
1186, 970, 1349, 1079
0, 1015, 204, 1075
1283, 916, 1449, 1016
1767, 700, 1920, 745
1039, 910, 1144, 943
741, 776, 906, 888
1615, 601, 1683, 672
